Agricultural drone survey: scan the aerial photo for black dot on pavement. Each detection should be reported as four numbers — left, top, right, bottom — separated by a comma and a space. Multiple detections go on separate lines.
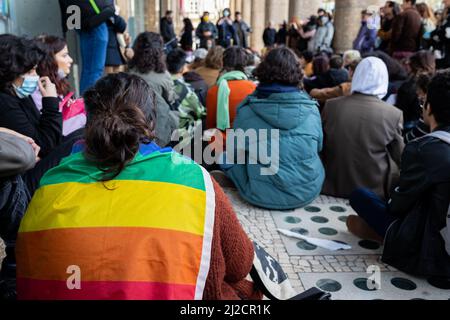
353, 278, 378, 291
311, 216, 329, 224
391, 278, 417, 291
330, 206, 347, 213
359, 240, 381, 250
316, 279, 342, 292
304, 206, 321, 213
284, 216, 301, 224
290, 227, 309, 236
319, 227, 338, 236
296, 240, 317, 251
338, 216, 348, 223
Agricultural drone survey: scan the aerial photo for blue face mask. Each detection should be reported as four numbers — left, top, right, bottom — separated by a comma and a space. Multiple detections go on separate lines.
14, 75, 40, 98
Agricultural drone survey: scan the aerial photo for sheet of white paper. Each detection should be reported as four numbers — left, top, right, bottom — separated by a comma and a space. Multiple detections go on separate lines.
277, 229, 352, 251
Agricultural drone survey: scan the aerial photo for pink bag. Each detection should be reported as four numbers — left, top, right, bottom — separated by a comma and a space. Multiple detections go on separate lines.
59, 92, 87, 136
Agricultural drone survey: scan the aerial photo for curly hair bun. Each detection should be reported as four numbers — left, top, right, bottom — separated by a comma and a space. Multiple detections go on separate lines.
83, 73, 156, 181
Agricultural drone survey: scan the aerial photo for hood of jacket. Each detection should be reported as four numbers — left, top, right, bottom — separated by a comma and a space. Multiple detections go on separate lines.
244, 84, 318, 130
351, 57, 389, 99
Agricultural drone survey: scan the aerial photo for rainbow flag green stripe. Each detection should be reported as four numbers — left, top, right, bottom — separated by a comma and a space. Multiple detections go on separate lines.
40, 150, 205, 191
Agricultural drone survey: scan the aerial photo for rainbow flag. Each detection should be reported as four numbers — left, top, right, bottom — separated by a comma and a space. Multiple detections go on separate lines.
16, 143, 216, 300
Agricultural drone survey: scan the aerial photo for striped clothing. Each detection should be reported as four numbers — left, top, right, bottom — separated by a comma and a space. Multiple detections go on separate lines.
16, 142, 216, 300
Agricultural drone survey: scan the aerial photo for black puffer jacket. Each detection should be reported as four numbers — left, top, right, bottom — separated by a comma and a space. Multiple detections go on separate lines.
59, 0, 115, 32
383, 126, 450, 278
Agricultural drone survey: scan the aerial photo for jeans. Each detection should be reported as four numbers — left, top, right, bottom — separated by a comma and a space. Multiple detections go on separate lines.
79, 23, 108, 94
349, 188, 397, 237
0, 176, 30, 300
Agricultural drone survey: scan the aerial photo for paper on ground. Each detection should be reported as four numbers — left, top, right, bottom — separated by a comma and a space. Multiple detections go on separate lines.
278, 229, 352, 251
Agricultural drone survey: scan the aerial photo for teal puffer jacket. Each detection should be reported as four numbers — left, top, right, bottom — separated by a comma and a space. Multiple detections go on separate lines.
225, 87, 325, 210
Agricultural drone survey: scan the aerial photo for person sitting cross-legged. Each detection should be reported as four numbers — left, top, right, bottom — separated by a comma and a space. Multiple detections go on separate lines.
321, 57, 405, 200
221, 47, 325, 210
15, 73, 262, 300
348, 70, 450, 289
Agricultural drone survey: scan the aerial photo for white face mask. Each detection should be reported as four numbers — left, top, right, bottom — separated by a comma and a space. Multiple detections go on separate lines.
57, 69, 67, 80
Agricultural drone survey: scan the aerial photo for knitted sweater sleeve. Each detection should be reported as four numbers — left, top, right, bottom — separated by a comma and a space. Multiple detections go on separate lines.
203, 180, 262, 300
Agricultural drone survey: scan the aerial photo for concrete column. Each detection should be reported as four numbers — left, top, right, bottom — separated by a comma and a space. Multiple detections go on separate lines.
242, 0, 252, 26
160, 0, 170, 16
289, 0, 322, 21
230, 0, 236, 16
333, 0, 385, 53
235, 0, 243, 14
250, 0, 266, 52
266, 0, 289, 26
145, 0, 159, 33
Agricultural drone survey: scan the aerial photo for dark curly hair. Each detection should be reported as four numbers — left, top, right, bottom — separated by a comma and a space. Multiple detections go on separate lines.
427, 69, 450, 125
254, 47, 303, 86
222, 46, 248, 73
35, 35, 71, 96
128, 32, 167, 74
0, 34, 43, 94
83, 73, 156, 181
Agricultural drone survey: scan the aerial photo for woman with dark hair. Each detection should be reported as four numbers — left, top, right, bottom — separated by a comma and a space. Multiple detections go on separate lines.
396, 50, 436, 132
34, 35, 86, 137
0, 34, 61, 158
180, 18, 195, 52
129, 32, 178, 146
221, 47, 324, 209
129, 32, 176, 106
16, 72, 262, 301
206, 46, 256, 133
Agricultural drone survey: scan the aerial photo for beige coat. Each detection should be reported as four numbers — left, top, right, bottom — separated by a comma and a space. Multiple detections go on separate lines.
195, 66, 220, 88
321, 93, 405, 199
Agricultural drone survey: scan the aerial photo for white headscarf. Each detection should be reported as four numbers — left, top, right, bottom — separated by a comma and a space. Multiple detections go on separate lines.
351, 57, 389, 100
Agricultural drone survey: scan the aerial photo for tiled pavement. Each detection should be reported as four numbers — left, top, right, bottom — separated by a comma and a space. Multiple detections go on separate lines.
223, 187, 450, 300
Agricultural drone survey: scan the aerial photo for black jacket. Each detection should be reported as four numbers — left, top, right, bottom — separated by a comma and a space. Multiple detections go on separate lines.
0, 93, 62, 157
59, 0, 115, 32
276, 27, 288, 45
106, 15, 127, 66
196, 21, 218, 49
263, 28, 276, 47
383, 126, 450, 278
432, 11, 450, 69
160, 17, 176, 43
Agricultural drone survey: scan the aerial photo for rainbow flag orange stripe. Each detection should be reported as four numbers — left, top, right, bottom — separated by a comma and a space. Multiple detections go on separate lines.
16, 143, 216, 300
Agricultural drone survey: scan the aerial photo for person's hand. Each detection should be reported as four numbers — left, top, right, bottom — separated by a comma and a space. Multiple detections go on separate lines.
38, 77, 57, 98
204, 31, 212, 37
124, 32, 132, 46
0, 127, 41, 161
125, 48, 134, 60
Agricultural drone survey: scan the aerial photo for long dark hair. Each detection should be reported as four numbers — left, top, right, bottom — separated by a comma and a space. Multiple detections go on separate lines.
83, 73, 156, 181
128, 32, 167, 74
183, 18, 194, 32
36, 35, 71, 96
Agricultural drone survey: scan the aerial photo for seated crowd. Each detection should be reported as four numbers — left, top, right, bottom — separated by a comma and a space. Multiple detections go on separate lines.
1, 2, 450, 299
